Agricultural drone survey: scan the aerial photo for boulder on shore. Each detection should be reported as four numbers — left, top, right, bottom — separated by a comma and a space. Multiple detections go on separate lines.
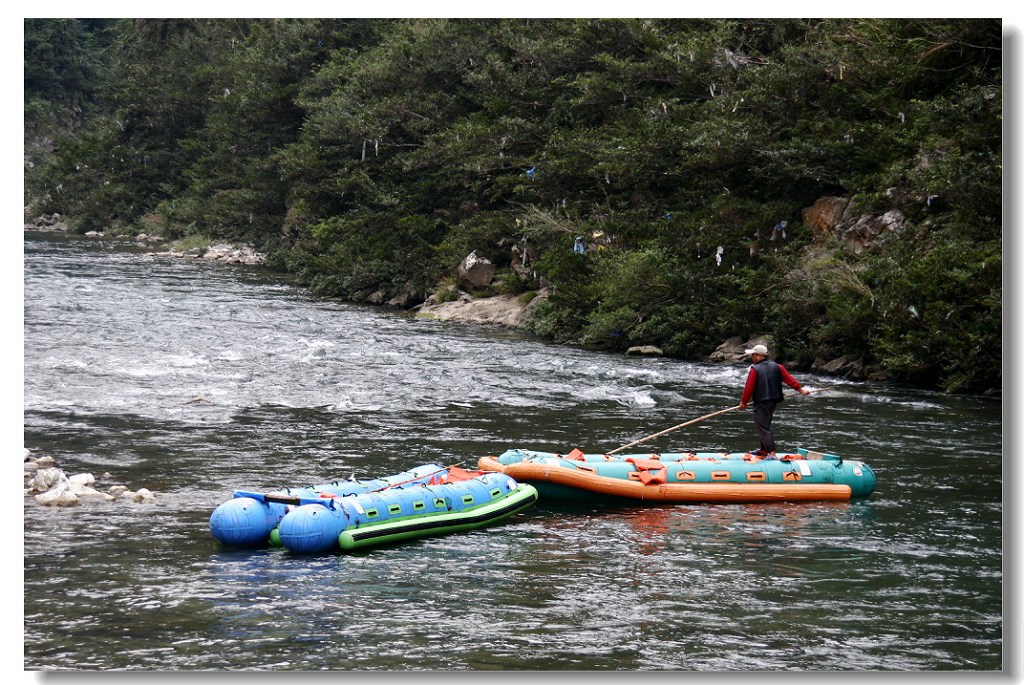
626, 345, 663, 356
811, 355, 889, 382
25, 213, 70, 232
456, 251, 496, 290
417, 289, 548, 329
707, 336, 772, 365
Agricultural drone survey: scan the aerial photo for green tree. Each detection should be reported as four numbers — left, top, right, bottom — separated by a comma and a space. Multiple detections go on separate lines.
25, 18, 1002, 392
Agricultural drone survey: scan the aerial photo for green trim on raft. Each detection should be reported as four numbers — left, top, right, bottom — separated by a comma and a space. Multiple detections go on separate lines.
339, 484, 538, 551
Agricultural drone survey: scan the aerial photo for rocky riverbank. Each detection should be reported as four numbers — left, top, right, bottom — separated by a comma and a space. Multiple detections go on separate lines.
24, 214, 267, 265
708, 335, 889, 381
415, 290, 884, 380
24, 450, 157, 507
24, 217, 880, 381
146, 240, 267, 266
416, 289, 549, 328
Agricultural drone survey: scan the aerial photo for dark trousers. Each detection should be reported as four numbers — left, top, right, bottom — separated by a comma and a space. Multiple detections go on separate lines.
753, 400, 780, 453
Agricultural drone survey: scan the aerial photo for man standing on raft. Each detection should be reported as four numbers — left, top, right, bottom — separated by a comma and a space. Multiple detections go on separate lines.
738, 344, 810, 459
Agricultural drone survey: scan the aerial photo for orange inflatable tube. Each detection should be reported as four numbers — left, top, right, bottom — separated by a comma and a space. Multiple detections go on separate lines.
477, 456, 853, 503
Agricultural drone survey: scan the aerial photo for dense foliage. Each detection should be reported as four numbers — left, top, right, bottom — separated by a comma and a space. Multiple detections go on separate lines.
24, 18, 1002, 393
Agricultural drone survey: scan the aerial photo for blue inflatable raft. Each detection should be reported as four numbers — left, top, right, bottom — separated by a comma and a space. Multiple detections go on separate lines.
209, 464, 538, 553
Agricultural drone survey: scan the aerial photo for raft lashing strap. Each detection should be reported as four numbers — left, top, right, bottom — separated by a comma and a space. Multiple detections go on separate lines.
260, 493, 303, 505
625, 457, 668, 486
427, 466, 486, 485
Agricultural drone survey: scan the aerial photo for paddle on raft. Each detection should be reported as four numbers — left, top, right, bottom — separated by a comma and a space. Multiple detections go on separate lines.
601, 386, 837, 456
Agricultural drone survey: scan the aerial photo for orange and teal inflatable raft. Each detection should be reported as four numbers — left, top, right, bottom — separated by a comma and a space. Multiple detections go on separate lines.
478, 448, 876, 504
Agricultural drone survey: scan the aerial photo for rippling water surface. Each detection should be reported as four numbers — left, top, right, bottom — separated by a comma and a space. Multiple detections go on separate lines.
22, 232, 1004, 671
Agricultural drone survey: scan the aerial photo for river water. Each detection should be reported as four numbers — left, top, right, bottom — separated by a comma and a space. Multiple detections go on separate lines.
21, 232, 1006, 672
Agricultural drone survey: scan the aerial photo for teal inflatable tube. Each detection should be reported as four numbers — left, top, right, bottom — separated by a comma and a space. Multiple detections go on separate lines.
484, 447, 877, 501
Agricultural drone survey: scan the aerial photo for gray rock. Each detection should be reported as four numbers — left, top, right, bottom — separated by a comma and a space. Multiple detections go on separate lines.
25, 461, 155, 506
417, 290, 548, 329
132, 488, 157, 504
457, 251, 496, 290
28, 468, 68, 494
626, 345, 663, 356
366, 289, 388, 305
68, 473, 96, 489
35, 486, 80, 507
386, 281, 424, 308
707, 336, 771, 364
75, 486, 116, 503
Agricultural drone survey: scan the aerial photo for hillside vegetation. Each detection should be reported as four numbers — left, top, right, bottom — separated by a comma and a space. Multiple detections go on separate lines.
25, 18, 1002, 393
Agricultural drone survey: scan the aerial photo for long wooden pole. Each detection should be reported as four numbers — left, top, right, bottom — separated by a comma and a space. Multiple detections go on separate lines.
605, 386, 836, 456
606, 405, 743, 455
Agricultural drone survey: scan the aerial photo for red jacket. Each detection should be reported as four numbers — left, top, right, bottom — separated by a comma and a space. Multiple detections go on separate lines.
741, 362, 803, 405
